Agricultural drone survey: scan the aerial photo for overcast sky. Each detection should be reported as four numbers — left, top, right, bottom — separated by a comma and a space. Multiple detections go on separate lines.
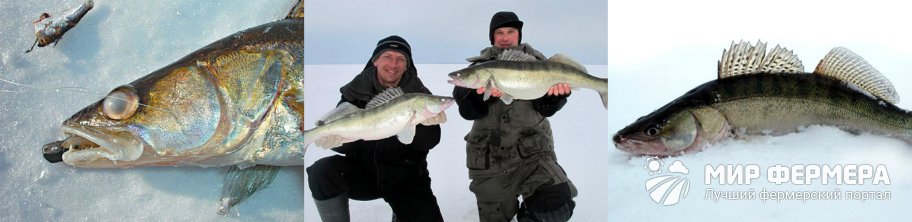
304, 0, 607, 65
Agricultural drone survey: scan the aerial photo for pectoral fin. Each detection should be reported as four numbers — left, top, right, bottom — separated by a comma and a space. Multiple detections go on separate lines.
500, 94, 514, 105
397, 126, 416, 144
217, 165, 280, 216
483, 79, 493, 101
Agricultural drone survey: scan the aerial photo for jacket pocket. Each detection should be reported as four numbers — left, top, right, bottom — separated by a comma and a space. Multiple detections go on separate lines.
465, 131, 491, 170
516, 128, 552, 158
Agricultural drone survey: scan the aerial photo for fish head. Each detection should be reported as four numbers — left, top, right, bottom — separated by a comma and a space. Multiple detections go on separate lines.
614, 108, 701, 157
47, 64, 226, 167
447, 69, 484, 88
51, 85, 146, 167
405, 94, 455, 120
421, 95, 455, 115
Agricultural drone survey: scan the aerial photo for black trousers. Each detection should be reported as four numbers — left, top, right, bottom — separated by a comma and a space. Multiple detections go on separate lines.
307, 155, 443, 222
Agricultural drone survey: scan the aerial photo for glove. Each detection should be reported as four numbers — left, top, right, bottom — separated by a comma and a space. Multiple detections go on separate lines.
314, 135, 347, 149
420, 112, 447, 126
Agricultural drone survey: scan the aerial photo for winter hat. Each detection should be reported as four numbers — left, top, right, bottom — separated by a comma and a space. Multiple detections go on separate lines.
370, 35, 412, 63
489, 11, 523, 45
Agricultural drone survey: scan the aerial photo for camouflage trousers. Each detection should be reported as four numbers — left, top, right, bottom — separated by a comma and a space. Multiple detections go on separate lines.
469, 155, 576, 222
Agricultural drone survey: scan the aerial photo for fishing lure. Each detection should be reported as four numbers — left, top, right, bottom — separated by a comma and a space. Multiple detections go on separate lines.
25, 0, 94, 53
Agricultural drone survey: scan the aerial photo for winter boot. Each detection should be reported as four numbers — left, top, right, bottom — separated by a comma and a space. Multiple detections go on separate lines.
314, 193, 350, 222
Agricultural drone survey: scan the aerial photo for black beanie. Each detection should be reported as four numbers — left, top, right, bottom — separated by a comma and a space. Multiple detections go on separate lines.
364, 35, 415, 71
371, 35, 412, 63
489, 11, 523, 45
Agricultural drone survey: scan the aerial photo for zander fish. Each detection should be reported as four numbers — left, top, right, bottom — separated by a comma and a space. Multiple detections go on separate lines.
303, 87, 454, 149
614, 41, 912, 156
447, 49, 609, 109
41, 0, 304, 215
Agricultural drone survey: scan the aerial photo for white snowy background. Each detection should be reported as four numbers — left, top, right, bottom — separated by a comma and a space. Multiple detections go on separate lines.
607, 0, 912, 221
0, 1, 304, 221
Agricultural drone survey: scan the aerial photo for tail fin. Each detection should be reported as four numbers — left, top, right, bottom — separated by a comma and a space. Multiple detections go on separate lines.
285, 0, 304, 19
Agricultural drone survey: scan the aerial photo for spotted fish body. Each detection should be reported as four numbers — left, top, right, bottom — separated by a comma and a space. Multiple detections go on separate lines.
614, 41, 912, 156
303, 88, 455, 149
447, 49, 609, 109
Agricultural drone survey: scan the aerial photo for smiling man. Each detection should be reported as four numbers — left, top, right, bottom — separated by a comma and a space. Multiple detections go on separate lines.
306, 35, 445, 222
452, 11, 577, 222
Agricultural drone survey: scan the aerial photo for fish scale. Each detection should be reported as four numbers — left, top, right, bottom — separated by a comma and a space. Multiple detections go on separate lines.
710, 74, 911, 135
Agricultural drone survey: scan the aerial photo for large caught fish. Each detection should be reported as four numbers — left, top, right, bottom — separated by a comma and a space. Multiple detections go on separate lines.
447, 49, 609, 109
614, 41, 912, 156
303, 87, 454, 149
41, 0, 304, 215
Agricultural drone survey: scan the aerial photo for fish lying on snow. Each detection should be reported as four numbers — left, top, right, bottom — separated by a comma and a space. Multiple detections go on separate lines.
447, 49, 609, 109
303, 87, 454, 149
41, 0, 304, 215
614, 41, 912, 157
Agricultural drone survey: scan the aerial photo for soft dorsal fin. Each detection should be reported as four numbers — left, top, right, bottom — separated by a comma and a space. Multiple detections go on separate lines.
366, 87, 405, 109
814, 47, 899, 104
759, 45, 805, 74
718, 41, 804, 79
316, 102, 360, 126
497, 49, 539, 62
548, 53, 588, 73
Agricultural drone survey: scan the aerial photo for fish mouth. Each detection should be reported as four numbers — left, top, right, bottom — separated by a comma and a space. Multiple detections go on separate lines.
446, 74, 465, 86
442, 99, 455, 110
613, 134, 677, 157
49, 124, 144, 167
425, 98, 456, 114
446, 78, 461, 86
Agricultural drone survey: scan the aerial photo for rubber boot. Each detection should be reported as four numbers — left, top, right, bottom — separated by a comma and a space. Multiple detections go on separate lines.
314, 193, 350, 222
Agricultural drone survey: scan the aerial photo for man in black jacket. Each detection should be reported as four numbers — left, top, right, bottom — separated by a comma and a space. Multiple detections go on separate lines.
453, 11, 577, 222
307, 35, 444, 222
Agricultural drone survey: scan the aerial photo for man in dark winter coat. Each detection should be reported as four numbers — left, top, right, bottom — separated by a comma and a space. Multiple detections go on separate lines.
453, 11, 577, 222
307, 35, 444, 222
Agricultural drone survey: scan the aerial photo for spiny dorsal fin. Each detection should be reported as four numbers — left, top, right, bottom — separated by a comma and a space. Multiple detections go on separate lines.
718, 41, 804, 79
548, 53, 588, 73
814, 47, 899, 104
316, 102, 360, 126
497, 49, 538, 62
366, 87, 405, 109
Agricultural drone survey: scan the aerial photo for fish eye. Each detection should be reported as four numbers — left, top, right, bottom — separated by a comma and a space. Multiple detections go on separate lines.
645, 125, 661, 136
103, 87, 139, 120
